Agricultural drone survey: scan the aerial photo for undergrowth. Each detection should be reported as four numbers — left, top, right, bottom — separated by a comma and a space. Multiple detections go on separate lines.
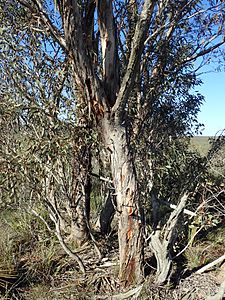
0, 206, 224, 299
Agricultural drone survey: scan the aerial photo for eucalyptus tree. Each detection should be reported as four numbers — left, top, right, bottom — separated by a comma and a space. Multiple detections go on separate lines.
0, 1, 92, 251
2, 0, 225, 286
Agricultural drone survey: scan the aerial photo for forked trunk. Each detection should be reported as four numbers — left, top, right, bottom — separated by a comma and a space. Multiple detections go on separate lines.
102, 119, 144, 285
56, 0, 146, 283
150, 193, 188, 285
150, 231, 172, 285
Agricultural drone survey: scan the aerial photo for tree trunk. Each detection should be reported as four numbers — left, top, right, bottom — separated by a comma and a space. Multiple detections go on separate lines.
56, 0, 146, 283
102, 118, 144, 286
99, 191, 116, 235
93, 154, 116, 235
68, 143, 91, 247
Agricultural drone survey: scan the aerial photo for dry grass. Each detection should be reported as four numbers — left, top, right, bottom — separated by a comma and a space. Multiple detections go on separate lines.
185, 226, 225, 271
190, 136, 211, 156
0, 209, 121, 299
0, 207, 224, 299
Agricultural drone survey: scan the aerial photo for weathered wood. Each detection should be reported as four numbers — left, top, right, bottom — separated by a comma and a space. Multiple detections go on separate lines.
206, 280, 225, 300
150, 193, 188, 284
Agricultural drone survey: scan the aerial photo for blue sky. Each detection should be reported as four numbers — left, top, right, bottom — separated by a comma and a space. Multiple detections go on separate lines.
196, 71, 225, 136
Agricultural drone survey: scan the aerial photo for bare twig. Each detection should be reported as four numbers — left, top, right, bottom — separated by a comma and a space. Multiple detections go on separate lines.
30, 208, 52, 232
173, 225, 204, 259
91, 172, 113, 184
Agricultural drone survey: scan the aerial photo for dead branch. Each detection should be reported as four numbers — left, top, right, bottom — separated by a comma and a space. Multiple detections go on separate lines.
164, 193, 188, 240
150, 193, 189, 284
160, 199, 196, 217
173, 225, 204, 259
196, 253, 225, 275
91, 172, 113, 184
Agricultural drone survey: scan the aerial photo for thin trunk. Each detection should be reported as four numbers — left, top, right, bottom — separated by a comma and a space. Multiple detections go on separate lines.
99, 191, 116, 235
69, 144, 91, 247
102, 118, 144, 285
93, 156, 116, 235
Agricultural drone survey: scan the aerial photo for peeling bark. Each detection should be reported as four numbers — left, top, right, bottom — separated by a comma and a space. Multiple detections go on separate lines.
48, 0, 149, 285
101, 119, 144, 285
150, 230, 172, 285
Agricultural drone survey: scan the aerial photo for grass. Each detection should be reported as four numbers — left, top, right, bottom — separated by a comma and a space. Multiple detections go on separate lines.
22, 284, 55, 300
0, 207, 224, 299
190, 136, 211, 156
0, 208, 109, 299
0, 141, 224, 299
185, 226, 225, 271
0, 209, 67, 297
191, 136, 225, 183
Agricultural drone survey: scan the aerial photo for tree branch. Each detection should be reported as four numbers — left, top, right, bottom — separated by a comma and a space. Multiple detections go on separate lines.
160, 199, 196, 217
29, 200, 86, 274
91, 172, 113, 184
185, 40, 225, 64
164, 193, 189, 240
18, 0, 67, 51
112, 0, 155, 122
97, 0, 120, 106
47, 201, 86, 274
196, 253, 225, 275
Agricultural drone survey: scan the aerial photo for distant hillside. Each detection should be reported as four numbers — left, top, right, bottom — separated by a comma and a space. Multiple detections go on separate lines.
190, 136, 212, 156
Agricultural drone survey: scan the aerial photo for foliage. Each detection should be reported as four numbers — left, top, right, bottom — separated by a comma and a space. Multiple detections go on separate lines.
1, 0, 225, 291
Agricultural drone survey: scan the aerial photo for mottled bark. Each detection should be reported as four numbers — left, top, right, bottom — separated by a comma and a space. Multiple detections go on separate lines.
101, 118, 144, 285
